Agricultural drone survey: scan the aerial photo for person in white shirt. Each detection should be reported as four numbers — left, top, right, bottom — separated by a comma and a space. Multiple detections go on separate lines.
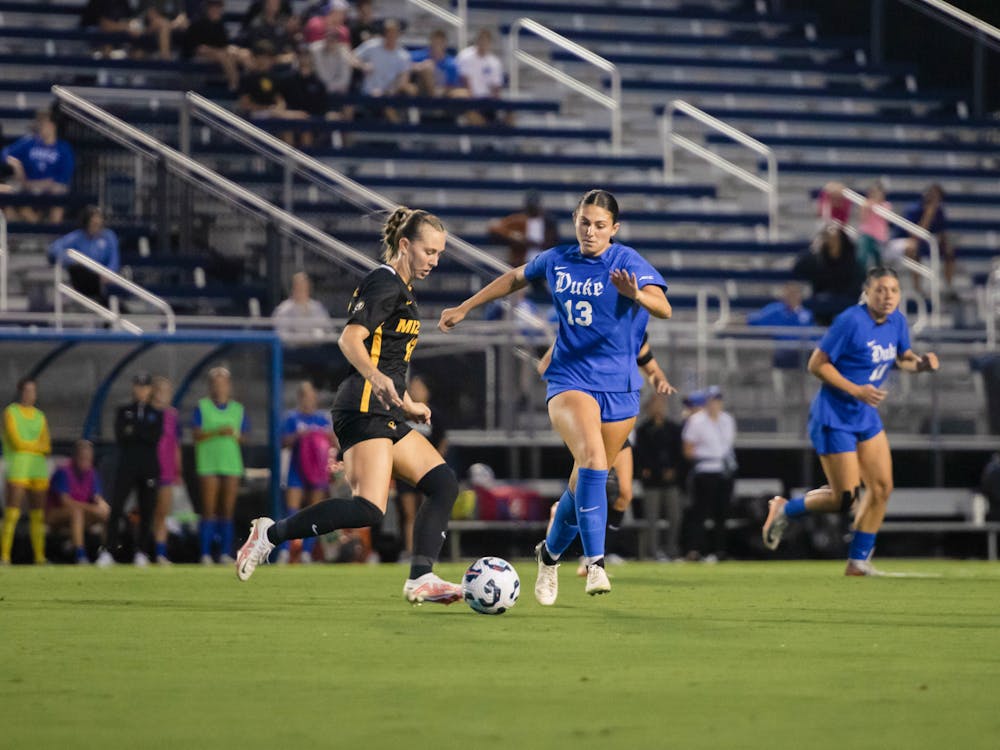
455, 28, 504, 124
271, 272, 332, 343
682, 387, 737, 562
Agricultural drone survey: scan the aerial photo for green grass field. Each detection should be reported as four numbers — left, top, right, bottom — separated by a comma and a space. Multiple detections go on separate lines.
3, 560, 999, 750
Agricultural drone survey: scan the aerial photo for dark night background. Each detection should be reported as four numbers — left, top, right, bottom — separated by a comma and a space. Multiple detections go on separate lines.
780, 0, 1000, 113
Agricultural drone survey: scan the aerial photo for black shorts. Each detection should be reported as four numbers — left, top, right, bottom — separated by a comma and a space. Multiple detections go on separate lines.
332, 410, 412, 453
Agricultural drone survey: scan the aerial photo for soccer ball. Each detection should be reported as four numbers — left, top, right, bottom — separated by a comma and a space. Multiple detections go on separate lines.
462, 557, 520, 615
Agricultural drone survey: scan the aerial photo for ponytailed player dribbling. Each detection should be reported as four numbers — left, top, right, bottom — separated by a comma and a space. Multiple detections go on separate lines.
762, 267, 939, 575
237, 208, 464, 604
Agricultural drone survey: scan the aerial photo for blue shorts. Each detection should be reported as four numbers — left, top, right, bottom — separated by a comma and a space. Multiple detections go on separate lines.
547, 386, 640, 423
286, 462, 329, 491
808, 420, 883, 456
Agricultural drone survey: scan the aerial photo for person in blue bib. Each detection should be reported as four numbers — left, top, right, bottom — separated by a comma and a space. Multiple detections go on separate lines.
439, 189, 671, 603
761, 267, 939, 575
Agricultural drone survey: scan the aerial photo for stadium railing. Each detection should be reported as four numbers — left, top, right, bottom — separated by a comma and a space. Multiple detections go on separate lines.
870, 0, 1000, 116
53, 249, 175, 334
839, 187, 942, 327
507, 17, 622, 154
405, 0, 468, 50
660, 99, 778, 241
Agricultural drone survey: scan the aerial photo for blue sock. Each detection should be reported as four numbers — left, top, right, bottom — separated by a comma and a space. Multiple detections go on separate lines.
848, 531, 877, 562
199, 519, 215, 558
75, 546, 88, 562
544, 489, 578, 558
302, 536, 316, 555
219, 519, 234, 558
575, 468, 609, 560
785, 496, 808, 518
154, 541, 167, 559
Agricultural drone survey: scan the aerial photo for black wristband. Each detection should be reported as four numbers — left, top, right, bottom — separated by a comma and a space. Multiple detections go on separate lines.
636, 350, 654, 367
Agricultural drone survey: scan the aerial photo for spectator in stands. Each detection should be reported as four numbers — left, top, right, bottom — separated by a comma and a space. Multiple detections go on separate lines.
105, 372, 163, 566
134, 1, 190, 59
310, 21, 358, 118
182, 0, 240, 91
273, 272, 345, 387
816, 180, 851, 227
238, 0, 298, 62
278, 380, 336, 564
46, 440, 111, 565
272, 271, 332, 340
682, 386, 736, 563
281, 50, 330, 146
634, 393, 685, 561
395, 375, 448, 563
1, 378, 52, 565
349, 0, 381, 49
303, 0, 349, 45
2, 110, 75, 223
48, 206, 120, 305
237, 41, 291, 118
488, 190, 559, 267
793, 225, 864, 326
857, 180, 891, 272
411, 29, 465, 99
747, 282, 814, 369
354, 18, 415, 120
193, 366, 248, 564
79, 0, 144, 57
893, 183, 955, 295
151, 376, 181, 565
456, 28, 504, 125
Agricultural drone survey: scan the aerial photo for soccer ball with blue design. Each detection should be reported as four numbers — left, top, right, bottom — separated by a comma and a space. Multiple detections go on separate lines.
462, 557, 520, 615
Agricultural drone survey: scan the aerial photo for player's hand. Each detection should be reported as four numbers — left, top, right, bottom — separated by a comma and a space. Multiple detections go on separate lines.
918, 352, 939, 372
853, 384, 887, 406
610, 269, 639, 300
404, 401, 432, 424
369, 372, 403, 410
649, 370, 677, 395
438, 306, 466, 332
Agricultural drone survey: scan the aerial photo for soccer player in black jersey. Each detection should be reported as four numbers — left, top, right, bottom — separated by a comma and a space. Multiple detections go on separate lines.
237, 207, 465, 604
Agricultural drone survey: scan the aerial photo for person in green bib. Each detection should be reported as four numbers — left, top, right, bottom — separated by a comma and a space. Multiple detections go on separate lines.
192, 367, 249, 564
2, 378, 52, 564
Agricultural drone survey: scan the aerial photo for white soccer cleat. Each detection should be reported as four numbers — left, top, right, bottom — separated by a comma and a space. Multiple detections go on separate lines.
156, 555, 171, 566
235, 517, 275, 581
95, 549, 115, 568
403, 573, 463, 605
219, 554, 235, 565
200, 554, 215, 566
534, 541, 560, 606
585, 564, 611, 596
133, 551, 150, 568
845, 559, 884, 577
762, 496, 789, 551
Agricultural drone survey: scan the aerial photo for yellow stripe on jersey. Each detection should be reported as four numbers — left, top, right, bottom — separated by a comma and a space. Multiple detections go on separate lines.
359, 324, 384, 413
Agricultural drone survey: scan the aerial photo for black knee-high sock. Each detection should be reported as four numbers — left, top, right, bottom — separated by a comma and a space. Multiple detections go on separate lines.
409, 464, 458, 579
266, 496, 383, 546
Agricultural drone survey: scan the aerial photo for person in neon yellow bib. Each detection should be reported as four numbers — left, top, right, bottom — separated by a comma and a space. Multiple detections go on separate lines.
2, 378, 51, 564
193, 367, 248, 564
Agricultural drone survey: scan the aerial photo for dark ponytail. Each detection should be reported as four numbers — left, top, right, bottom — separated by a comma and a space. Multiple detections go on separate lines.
574, 189, 620, 223
381, 206, 446, 262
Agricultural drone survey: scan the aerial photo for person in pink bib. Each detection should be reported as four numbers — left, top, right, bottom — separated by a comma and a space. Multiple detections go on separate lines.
152, 376, 182, 565
46, 440, 110, 564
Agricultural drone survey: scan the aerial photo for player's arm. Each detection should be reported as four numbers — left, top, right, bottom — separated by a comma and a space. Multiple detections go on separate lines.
609, 270, 671, 319
637, 341, 676, 395
401, 390, 431, 424
438, 265, 529, 331
338, 323, 403, 409
895, 349, 939, 373
807, 349, 886, 407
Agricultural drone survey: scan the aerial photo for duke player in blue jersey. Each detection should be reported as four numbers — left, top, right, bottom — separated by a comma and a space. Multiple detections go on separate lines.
761, 267, 939, 575
439, 190, 671, 602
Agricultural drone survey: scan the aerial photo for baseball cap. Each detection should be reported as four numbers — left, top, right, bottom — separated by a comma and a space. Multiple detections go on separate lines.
683, 390, 707, 408
132, 371, 152, 386
706, 385, 724, 400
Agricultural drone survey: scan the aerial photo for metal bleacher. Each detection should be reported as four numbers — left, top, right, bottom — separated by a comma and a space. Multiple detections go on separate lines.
0, 0, 997, 455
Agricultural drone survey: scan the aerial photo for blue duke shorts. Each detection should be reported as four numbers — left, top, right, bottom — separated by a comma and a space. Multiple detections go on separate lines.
808, 419, 884, 456
547, 386, 641, 423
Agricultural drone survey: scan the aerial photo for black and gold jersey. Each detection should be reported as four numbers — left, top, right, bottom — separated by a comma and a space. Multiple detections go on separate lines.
332, 264, 421, 416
